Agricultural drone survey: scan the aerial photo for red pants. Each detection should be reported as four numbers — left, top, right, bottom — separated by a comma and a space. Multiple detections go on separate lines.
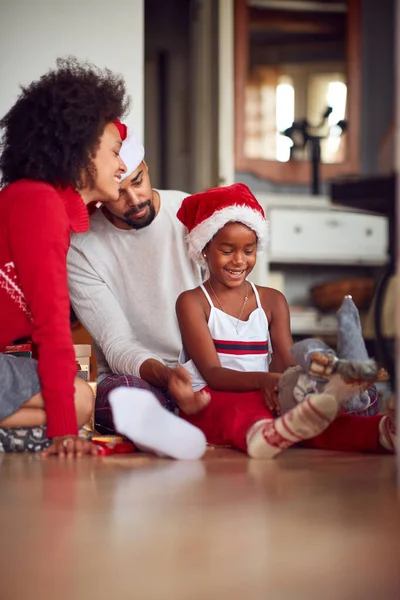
181, 388, 383, 454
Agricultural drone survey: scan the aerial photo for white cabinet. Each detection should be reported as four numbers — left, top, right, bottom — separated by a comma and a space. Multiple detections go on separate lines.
269, 208, 387, 265
250, 195, 389, 336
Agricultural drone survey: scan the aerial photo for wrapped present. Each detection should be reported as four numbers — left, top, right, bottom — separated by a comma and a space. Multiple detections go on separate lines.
91, 435, 136, 456
4, 343, 33, 358
74, 344, 91, 381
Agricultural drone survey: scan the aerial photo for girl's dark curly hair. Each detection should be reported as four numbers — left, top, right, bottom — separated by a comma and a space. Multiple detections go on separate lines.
0, 56, 130, 188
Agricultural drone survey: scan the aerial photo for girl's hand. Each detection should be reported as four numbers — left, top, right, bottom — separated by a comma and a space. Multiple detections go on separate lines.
260, 372, 282, 416
168, 365, 211, 415
41, 435, 98, 459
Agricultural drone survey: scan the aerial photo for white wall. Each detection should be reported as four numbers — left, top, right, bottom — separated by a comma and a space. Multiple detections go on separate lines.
0, 0, 144, 139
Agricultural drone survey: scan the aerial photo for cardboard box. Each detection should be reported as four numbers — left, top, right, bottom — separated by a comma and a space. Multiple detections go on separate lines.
74, 344, 91, 381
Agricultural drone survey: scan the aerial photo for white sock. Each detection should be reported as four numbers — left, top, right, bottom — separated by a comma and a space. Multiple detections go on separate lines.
247, 392, 340, 458
109, 387, 207, 460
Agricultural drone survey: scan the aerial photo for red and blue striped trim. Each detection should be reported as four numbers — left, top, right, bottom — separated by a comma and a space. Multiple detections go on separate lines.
213, 339, 269, 355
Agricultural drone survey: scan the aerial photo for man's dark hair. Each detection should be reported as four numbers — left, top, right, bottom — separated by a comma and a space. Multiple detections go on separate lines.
0, 56, 130, 189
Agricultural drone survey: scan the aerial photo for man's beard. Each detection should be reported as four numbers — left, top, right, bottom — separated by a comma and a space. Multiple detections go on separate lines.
118, 199, 156, 230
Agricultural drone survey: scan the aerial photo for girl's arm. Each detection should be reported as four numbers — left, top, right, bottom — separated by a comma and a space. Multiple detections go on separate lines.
176, 290, 279, 394
259, 287, 297, 373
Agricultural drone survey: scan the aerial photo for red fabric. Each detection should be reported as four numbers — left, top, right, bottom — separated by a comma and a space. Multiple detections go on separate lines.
301, 413, 382, 453
182, 388, 274, 451
176, 183, 265, 232
181, 387, 384, 454
113, 120, 128, 141
0, 179, 89, 437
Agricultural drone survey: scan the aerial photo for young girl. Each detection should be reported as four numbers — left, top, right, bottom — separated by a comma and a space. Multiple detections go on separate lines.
0, 57, 129, 458
173, 183, 396, 458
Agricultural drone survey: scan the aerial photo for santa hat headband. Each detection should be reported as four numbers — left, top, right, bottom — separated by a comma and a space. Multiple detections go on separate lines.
119, 130, 145, 181
177, 183, 267, 265
113, 120, 128, 141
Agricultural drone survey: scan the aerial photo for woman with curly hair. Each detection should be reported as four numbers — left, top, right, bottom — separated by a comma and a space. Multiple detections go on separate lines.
0, 57, 130, 457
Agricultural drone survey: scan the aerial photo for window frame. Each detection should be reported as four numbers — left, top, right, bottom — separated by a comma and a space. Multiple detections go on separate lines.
234, 0, 361, 185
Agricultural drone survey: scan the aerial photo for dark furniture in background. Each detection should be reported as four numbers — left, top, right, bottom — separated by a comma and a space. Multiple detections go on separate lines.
331, 174, 396, 384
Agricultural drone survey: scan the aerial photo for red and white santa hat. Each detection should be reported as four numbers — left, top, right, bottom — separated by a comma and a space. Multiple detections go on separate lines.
113, 120, 128, 142
177, 183, 267, 264
119, 130, 145, 181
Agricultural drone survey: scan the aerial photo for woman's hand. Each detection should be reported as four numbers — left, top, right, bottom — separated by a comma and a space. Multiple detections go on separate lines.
41, 435, 98, 458
168, 365, 211, 415
259, 372, 282, 416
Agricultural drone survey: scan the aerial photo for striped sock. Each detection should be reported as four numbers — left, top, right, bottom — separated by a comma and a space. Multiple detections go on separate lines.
378, 398, 396, 453
247, 392, 340, 458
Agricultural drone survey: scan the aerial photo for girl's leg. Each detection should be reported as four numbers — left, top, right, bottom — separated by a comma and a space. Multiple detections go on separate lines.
182, 388, 271, 452
302, 401, 396, 454
183, 388, 341, 458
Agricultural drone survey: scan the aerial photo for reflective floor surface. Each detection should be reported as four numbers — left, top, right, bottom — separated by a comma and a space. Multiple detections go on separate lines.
1, 447, 399, 600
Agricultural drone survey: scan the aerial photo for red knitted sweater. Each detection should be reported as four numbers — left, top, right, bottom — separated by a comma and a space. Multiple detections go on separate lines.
0, 180, 89, 437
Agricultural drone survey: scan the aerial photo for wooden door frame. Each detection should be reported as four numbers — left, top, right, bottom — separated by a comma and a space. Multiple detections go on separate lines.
234, 0, 361, 184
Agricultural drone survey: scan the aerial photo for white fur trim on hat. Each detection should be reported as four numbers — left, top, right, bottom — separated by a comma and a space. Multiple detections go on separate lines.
186, 204, 268, 265
120, 132, 145, 181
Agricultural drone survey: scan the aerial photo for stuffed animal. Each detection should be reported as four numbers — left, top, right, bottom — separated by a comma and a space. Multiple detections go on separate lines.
278, 296, 388, 415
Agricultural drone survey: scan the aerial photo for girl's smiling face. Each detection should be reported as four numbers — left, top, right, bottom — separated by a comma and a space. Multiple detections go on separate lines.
205, 222, 257, 288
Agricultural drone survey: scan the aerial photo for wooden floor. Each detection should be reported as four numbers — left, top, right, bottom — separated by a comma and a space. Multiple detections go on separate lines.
1, 448, 400, 600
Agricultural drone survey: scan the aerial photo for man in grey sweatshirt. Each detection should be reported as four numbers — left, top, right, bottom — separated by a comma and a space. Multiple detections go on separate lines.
67, 132, 208, 435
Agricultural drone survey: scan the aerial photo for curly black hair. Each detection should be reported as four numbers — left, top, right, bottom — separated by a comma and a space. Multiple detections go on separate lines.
0, 56, 130, 188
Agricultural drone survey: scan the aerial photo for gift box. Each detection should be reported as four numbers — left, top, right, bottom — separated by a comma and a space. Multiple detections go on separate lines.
74, 344, 91, 381
4, 343, 33, 358
91, 435, 136, 456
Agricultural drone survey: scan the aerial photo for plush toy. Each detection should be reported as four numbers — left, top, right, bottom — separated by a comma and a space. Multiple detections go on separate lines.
278, 296, 388, 415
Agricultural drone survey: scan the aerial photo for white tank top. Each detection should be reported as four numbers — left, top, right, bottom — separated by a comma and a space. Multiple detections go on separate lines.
179, 281, 272, 391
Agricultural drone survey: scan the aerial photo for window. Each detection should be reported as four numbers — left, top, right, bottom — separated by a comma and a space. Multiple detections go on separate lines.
276, 77, 295, 162
244, 64, 347, 164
